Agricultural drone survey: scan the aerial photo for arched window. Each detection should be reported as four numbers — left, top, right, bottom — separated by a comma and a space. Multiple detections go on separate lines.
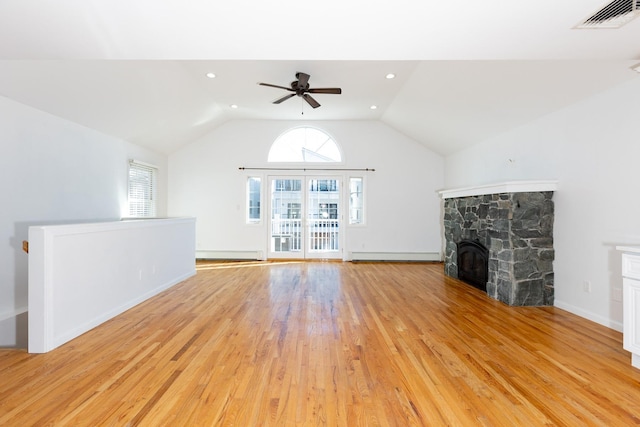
268, 127, 342, 163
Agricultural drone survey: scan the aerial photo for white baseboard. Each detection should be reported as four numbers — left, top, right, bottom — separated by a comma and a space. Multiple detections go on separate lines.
197, 250, 263, 260
349, 251, 442, 262
554, 299, 623, 332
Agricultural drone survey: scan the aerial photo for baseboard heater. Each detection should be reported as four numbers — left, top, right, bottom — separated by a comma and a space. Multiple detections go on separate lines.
196, 250, 264, 260
349, 252, 441, 262
196, 251, 442, 262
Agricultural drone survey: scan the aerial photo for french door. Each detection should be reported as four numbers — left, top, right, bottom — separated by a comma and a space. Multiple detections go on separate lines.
268, 176, 342, 259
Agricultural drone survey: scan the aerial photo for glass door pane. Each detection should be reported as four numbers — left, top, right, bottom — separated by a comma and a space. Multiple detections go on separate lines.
270, 178, 303, 257
307, 178, 340, 256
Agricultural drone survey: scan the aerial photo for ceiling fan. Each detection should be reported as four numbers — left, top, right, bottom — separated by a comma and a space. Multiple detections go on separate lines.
258, 72, 342, 109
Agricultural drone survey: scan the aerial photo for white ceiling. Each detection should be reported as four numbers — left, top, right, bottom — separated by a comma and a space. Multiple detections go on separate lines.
0, 0, 639, 155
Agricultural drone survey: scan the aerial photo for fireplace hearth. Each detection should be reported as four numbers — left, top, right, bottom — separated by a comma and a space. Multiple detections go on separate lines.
439, 182, 556, 306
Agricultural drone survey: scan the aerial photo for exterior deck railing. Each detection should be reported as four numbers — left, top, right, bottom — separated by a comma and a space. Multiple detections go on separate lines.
271, 219, 339, 252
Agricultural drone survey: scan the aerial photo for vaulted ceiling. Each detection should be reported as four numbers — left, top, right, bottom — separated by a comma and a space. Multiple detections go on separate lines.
0, 0, 639, 155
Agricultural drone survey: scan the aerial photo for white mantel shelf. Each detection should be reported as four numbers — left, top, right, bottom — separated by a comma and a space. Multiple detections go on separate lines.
437, 180, 558, 199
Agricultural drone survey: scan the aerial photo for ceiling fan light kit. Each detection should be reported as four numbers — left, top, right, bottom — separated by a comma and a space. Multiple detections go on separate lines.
258, 72, 342, 109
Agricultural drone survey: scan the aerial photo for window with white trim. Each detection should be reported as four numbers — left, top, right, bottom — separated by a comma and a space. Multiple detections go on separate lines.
128, 160, 157, 217
247, 176, 262, 224
349, 177, 364, 225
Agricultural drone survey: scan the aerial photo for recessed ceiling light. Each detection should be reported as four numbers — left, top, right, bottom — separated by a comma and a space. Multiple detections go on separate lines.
206, 72, 216, 79
230, 104, 238, 109
632, 63, 640, 73
370, 105, 378, 110
385, 73, 396, 79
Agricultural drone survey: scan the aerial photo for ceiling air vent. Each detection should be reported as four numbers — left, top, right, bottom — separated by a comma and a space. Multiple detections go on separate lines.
576, 0, 640, 28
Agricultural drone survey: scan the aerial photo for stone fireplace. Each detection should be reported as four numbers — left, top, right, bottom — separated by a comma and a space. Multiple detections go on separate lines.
439, 181, 557, 306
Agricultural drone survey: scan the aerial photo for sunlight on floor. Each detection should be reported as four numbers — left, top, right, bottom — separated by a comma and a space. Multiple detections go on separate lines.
195, 260, 305, 271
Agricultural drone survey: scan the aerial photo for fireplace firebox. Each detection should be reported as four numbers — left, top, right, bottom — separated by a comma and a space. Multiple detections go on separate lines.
457, 240, 488, 292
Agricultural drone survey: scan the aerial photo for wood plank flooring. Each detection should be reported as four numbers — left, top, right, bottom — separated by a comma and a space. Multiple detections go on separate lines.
1, 261, 640, 426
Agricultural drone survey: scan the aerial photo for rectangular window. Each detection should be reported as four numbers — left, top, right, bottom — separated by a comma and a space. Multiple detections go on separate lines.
276, 179, 301, 192
247, 177, 261, 223
128, 160, 157, 217
310, 179, 338, 192
287, 202, 301, 219
319, 203, 338, 220
349, 177, 364, 225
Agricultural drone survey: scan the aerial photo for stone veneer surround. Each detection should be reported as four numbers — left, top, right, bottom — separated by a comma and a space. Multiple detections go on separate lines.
439, 182, 557, 306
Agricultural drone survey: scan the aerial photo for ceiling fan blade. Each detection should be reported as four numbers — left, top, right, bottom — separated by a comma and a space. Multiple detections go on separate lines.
259, 82, 294, 91
307, 88, 342, 94
296, 72, 310, 90
303, 94, 321, 109
273, 93, 296, 104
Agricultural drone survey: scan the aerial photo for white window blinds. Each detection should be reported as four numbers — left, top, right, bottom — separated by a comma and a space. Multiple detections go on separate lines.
128, 160, 157, 217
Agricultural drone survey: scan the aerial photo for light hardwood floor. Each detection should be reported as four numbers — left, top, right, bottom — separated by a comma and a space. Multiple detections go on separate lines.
1, 261, 640, 426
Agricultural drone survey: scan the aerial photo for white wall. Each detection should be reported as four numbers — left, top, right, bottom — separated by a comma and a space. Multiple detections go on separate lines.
445, 77, 640, 330
168, 120, 444, 259
29, 218, 195, 353
0, 96, 167, 347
